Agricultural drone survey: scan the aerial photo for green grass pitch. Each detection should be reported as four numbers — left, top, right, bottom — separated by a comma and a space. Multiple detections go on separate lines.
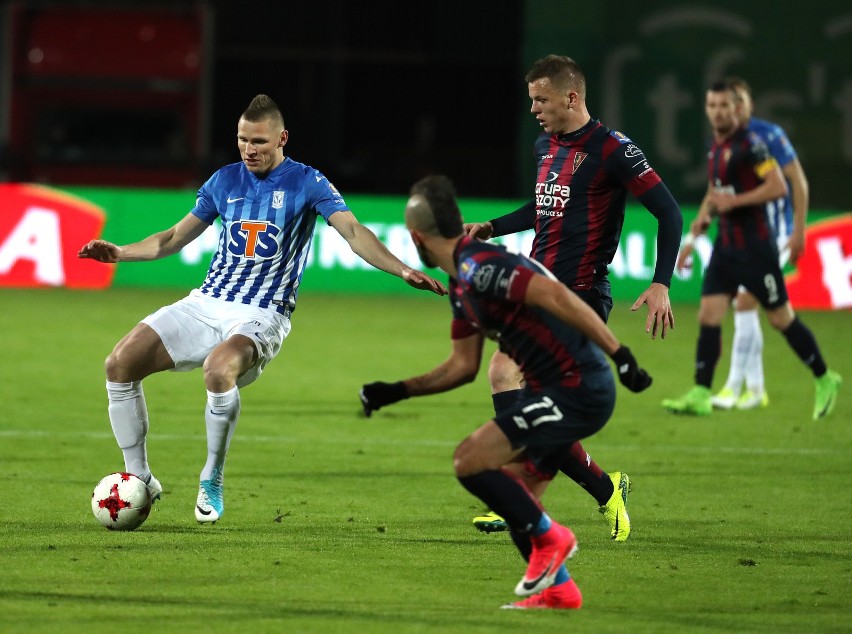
0, 287, 850, 633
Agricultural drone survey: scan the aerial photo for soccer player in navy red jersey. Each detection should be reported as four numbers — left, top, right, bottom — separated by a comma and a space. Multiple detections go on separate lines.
359, 55, 681, 539
679, 77, 810, 411
78, 94, 447, 523
403, 174, 652, 609
662, 80, 841, 419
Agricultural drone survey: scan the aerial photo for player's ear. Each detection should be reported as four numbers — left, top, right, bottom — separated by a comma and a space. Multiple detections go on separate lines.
279, 130, 289, 148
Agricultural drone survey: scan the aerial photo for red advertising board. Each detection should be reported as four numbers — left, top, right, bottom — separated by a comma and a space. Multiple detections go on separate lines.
785, 214, 852, 310
0, 183, 114, 288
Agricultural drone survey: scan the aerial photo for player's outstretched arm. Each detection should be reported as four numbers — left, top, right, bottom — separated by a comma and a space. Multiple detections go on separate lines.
78, 213, 209, 263
523, 273, 652, 392
330, 211, 447, 296
360, 332, 484, 417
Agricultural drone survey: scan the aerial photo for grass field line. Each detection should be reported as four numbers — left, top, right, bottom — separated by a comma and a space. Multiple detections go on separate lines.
0, 428, 845, 456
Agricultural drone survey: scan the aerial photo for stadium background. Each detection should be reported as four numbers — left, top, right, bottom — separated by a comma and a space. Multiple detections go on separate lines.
0, 0, 850, 305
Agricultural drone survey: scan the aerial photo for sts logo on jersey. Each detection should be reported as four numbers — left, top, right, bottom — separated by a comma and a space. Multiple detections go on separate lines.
227, 220, 281, 259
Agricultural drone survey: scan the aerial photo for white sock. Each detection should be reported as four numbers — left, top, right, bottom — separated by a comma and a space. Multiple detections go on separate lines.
106, 381, 150, 479
200, 387, 240, 481
723, 310, 758, 394
743, 312, 765, 394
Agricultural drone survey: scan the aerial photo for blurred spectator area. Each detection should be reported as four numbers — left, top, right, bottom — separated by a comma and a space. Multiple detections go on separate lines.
0, 1, 523, 196
0, 2, 211, 188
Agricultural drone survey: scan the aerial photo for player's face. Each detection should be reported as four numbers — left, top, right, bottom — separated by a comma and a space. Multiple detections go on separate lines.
237, 117, 288, 175
733, 87, 754, 121
705, 90, 740, 136
528, 78, 573, 134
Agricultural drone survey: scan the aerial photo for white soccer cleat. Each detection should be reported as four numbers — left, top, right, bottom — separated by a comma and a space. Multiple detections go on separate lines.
711, 387, 739, 410
145, 473, 163, 502
735, 390, 769, 410
195, 466, 224, 523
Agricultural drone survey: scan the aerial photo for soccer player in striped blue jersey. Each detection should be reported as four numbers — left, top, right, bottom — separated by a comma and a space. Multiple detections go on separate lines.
401, 174, 652, 608
79, 94, 446, 523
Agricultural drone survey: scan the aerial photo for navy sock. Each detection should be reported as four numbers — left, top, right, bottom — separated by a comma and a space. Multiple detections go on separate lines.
695, 325, 722, 387
782, 317, 827, 377
458, 470, 542, 533
492, 389, 522, 416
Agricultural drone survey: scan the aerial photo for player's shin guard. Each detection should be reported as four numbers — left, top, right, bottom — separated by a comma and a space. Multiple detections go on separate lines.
106, 380, 150, 477
559, 442, 611, 506
695, 325, 722, 387
201, 386, 240, 481
782, 317, 828, 377
727, 309, 759, 391
457, 470, 543, 534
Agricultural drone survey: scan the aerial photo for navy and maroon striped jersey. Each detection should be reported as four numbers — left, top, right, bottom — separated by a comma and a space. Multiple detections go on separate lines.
530, 119, 662, 289
707, 127, 778, 249
448, 236, 609, 391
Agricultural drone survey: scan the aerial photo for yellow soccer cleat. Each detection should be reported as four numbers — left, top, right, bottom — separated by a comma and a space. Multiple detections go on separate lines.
598, 471, 631, 542
472, 511, 508, 533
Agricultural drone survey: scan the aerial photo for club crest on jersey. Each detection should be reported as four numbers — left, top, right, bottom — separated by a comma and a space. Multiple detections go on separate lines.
572, 151, 588, 173
460, 257, 495, 292
610, 130, 632, 144
271, 191, 285, 209
227, 220, 281, 259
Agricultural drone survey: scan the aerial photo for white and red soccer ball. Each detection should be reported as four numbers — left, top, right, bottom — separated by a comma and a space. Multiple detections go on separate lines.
91, 472, 152, 531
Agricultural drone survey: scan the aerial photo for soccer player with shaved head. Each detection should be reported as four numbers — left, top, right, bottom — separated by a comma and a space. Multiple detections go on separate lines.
400, 173, 652, 609
79, 94, 447, 524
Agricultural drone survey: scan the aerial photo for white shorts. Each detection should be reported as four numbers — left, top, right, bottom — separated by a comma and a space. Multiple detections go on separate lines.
142, 289, 291, 388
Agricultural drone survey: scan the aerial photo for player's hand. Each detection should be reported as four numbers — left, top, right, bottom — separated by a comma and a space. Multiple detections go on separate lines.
78, 240, 122, 263
630, 282, 674, 339
359, 381, 409, 417
463, 221, 494, 240
785, 231, 806, 264
676, 243, 694, 273
611, 346, 652, 392
707, 191, 736, 214
402, 267, 448, 295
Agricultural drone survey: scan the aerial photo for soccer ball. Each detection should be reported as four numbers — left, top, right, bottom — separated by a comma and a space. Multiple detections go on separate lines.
91, 472, 152, 531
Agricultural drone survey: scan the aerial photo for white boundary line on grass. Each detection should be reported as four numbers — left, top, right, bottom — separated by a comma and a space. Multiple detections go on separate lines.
0, 428, 847, 455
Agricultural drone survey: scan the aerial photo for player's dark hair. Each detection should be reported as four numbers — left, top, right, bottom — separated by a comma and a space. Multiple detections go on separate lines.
725, 76, 752, 97
708, 79, 737, 96
525, 54, 586, 98
242, 94, 285, 128
410, 175, 463, 238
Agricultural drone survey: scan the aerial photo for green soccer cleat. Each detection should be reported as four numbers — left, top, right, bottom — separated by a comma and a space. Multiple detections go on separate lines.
813, 370, 842, 421
472, 511, 508, 533
599, 471, 631, 542
662, 386, 712, 416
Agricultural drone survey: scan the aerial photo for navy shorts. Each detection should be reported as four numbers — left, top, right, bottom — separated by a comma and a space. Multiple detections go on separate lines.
572, 278, 613, 323
493, 370, 616, 478
702, 241, 789, 309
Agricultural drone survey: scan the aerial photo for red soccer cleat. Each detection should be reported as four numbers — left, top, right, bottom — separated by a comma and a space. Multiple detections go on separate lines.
514, 522, 578, 596
502, 578, 583, 610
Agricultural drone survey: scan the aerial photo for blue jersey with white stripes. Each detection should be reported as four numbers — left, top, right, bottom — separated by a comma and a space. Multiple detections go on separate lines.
190, 157, 349, 314
747, 117, 797, 241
